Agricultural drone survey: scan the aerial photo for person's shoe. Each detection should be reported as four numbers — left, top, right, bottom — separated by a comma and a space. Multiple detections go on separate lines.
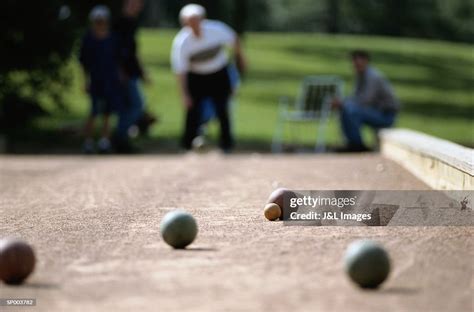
334, 144, 372, 153
192, 135, 207, 153
82, 139, 95, 154
221, 144, 234, 155
97, 137, 112, 154
128, 125, 140, 139
137, 112, 158, 137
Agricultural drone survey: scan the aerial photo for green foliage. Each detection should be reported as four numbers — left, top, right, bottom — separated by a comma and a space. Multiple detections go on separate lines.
342, 0, 474, 42
0, 1, 73, 108
0, 0, 121, 130
152, 0, 474, 42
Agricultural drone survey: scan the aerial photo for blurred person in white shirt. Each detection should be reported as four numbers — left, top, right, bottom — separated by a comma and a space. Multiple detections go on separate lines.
171, 4, 246, 152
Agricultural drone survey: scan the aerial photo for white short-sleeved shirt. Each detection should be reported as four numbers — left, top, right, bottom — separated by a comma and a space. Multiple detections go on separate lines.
171, 20, 237, 75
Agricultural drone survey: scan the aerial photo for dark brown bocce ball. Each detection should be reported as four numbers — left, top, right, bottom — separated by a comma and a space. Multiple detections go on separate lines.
266, 188, 297, 220
0, 239, 36, 285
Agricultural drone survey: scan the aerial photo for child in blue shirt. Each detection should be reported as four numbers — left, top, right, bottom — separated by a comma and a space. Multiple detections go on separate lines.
79, 5, 122, 153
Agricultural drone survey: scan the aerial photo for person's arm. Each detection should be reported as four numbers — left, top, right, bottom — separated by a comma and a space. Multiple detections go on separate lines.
176, 74, 193, 109
81, 68, 91, 93
135, 58, 147, 81
79, 37, 91, 93
172, 35, 192, 109
218, 20, 247, 77
234, 36, 247, 77
130, 37, 148, 82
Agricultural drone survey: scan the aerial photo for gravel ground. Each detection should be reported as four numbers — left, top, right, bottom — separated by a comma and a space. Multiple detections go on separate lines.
0, 154, 472, 312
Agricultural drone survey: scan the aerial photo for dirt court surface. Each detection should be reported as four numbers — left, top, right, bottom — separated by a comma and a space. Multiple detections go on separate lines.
0, 154, 472, 312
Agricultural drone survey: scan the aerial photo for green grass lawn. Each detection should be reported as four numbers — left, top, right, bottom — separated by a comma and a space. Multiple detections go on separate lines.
36, 30, 474, 152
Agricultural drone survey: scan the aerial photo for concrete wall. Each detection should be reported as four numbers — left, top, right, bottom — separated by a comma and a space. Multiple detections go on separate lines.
381, 129, 473, 191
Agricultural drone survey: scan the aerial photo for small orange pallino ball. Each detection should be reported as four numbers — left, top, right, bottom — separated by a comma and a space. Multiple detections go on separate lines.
264, 188, 297, 221
264, 203, 281, 221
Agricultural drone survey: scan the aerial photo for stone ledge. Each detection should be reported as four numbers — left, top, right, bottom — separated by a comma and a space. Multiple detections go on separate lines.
380, 129, 473, 190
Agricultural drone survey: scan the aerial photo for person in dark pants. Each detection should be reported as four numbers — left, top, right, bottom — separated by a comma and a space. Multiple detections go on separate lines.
186, 68, 233, 150
171, 4, 246, 152
332, 50, 400, 152
113, 0, 156, 152
79, 5, 122, 154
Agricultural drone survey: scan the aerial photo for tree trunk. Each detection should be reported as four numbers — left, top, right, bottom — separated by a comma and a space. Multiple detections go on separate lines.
233, 0, 248, 35
327, 0, 340, 33
143, 0, 161, 27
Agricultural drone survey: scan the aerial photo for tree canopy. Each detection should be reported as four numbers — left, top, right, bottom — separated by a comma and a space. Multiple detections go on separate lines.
147, 0, 473, 42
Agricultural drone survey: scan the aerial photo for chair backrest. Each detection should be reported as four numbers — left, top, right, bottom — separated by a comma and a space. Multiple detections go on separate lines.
296, 76, 344, 113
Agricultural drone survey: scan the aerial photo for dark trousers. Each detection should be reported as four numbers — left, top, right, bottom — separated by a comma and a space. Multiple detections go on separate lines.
183, 66, 234, 150
341, 100, 396, 147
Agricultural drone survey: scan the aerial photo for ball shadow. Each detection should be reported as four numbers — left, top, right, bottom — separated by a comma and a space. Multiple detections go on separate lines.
378, 286, 420, 295
181, 247, 218, 252
6, 281, 59, 289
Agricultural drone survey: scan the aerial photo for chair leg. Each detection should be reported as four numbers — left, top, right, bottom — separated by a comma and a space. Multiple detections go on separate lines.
272, 117, 285, 153
315, 105, 331, 153
290, 122, 299, 151
315, 117, 329, 153
373, 129, 381, 152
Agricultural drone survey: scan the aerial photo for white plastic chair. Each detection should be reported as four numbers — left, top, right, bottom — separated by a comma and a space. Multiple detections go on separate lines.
272, 76, 344, 153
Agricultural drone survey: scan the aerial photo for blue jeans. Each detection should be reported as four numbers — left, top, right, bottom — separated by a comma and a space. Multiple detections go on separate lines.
341, 100, 396, 146
117, 78, 145, 138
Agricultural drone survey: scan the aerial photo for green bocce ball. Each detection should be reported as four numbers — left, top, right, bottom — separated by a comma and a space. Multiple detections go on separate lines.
344, 240, 390, 289
160, 210, 198, 249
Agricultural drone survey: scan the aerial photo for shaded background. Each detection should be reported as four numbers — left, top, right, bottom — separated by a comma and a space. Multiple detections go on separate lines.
0, 0, 473, 153
151, 0, 474, 42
